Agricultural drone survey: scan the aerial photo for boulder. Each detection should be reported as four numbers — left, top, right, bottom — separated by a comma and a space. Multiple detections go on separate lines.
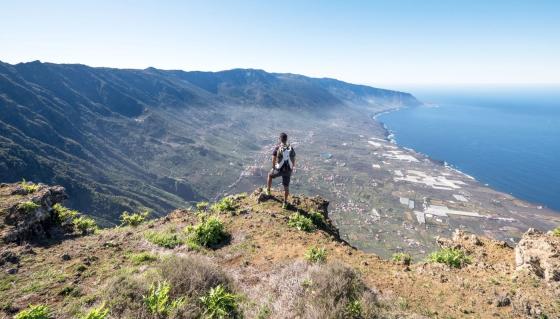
515, 228, 560, 284
1, 184, 68, 243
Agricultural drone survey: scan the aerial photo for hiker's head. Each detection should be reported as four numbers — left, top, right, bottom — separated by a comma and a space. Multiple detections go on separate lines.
279, 132, 288, 144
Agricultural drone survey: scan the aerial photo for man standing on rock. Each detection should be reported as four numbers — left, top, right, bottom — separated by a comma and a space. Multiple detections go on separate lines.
266, 132, 296, 209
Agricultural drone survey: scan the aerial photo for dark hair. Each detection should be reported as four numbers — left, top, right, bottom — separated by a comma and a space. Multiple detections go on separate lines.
280, 132, 288, 143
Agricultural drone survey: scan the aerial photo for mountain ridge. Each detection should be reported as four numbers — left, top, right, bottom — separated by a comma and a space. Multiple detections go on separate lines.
0, 60, 421, 224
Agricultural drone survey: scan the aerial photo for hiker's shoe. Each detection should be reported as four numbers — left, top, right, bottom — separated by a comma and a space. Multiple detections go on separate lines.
282, 202, 288, 209
265, 189, 271, 196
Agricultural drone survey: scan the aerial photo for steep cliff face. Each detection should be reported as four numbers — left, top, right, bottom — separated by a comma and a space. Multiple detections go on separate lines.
0, 182, 558, 318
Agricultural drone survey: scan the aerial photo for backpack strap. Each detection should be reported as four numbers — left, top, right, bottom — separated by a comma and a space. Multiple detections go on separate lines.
275, 144, 293, 170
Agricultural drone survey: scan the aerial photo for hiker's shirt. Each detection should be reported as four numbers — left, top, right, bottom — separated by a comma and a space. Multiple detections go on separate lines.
272, 144, 296, 172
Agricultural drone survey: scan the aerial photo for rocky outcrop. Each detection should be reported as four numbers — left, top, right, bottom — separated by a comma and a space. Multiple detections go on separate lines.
0, 183, 68, 243
515, 228, 560, 284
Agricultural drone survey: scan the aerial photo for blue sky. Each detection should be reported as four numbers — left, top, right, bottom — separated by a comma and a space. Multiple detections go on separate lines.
1, 0, 559, 86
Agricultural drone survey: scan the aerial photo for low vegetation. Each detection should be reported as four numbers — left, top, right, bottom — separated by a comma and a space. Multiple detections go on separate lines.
308, 210, 325, 226
73, 216, 98, 235
345, 300, 363, 318
52, 204, 98, 235
392, 252, 412, 265
196, 201, 209, 212
297, 262, 379, 318
211, 196, 237, 213
120, 210, 149, 226
79, 303, 109, 319
287, 213, 315, 232
428, 248, 471, 268
144, 281, 185, 316
103, 274, 148, 317
199, 284, 239, 319
185, 216, 228, 249
103, 256, 234, 318
20, 179, 40, 193
18, 201, 40, 213
160, 256, 232, 303
14, 304, 50, 319
129, 252, 158, 265
304, 246, 327, 263
552, 227, 560, 237
52, 203, 78, 224
145, 229, 183, 248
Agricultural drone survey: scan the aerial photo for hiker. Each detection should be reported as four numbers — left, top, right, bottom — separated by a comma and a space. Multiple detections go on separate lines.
266, 132, 296, 208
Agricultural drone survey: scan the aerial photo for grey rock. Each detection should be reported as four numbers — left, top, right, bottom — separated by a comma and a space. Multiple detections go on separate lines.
1, 185, 68, 243
6, 268, 18, 275
515, 228, 560, 284
494, 295, 510, 307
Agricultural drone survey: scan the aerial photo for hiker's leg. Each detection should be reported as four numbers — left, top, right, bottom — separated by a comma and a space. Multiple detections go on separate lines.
267, 172, 272, 192
282, 174, 290, 204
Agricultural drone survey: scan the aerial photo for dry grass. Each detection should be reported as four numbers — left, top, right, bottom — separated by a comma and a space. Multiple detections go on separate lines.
103, 255, 234, 319
160, 255, 232, 300
103, 273, 151, 318
239, 261, 381, 319
296, 262, 380, 319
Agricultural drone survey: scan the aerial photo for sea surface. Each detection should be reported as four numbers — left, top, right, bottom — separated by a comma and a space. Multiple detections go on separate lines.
377, 86, 560, 212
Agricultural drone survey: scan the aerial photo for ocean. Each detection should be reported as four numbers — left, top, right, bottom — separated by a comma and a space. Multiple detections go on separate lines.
377, 86, 560, 212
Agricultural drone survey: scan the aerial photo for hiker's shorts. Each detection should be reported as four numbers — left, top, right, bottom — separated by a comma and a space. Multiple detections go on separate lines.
269, 168, 291, 188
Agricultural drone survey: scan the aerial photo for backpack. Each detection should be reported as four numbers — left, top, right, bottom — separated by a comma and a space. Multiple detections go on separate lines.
275, 144, 293, 171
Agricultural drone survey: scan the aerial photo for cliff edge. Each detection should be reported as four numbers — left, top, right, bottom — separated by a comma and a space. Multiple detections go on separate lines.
0, 182, 559, 318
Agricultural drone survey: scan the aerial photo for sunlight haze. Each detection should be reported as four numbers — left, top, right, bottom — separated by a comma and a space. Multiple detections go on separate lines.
2, 0, 559, 86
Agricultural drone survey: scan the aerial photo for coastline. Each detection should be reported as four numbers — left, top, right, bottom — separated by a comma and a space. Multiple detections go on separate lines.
371, 105, 560, 216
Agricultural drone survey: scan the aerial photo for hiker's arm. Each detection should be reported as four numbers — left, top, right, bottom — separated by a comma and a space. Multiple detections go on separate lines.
291, 158, 296, 169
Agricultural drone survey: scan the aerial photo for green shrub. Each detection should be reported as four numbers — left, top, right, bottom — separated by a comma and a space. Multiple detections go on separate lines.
52, 203, 78, 224
304, 246, 327, 263
120, 211, 149, 227
196, 201, 209, 211
18, 201, 40, 213
552, 227, 560, 237
287, 213, 315, 232
211, 196, 237, 213
345, 300, 362, 318
20, 179, 40, 193
52, 204, 97, 235
231, 192, 247, 200
14, 304, 50, 319
73, 216, 98, 234
392, 252, 412, 265
144, 281, 185, 316
308, 210, 325, 226
145, 230, 182, 248
428, 248, 471, 268
199, 284, 238, 318
185, 216, 228, 248
129, 252, 158, 265
79, 303, 109, 319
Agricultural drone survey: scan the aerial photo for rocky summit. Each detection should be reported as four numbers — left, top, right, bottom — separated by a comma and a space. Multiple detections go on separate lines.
0, 182, 559, 318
